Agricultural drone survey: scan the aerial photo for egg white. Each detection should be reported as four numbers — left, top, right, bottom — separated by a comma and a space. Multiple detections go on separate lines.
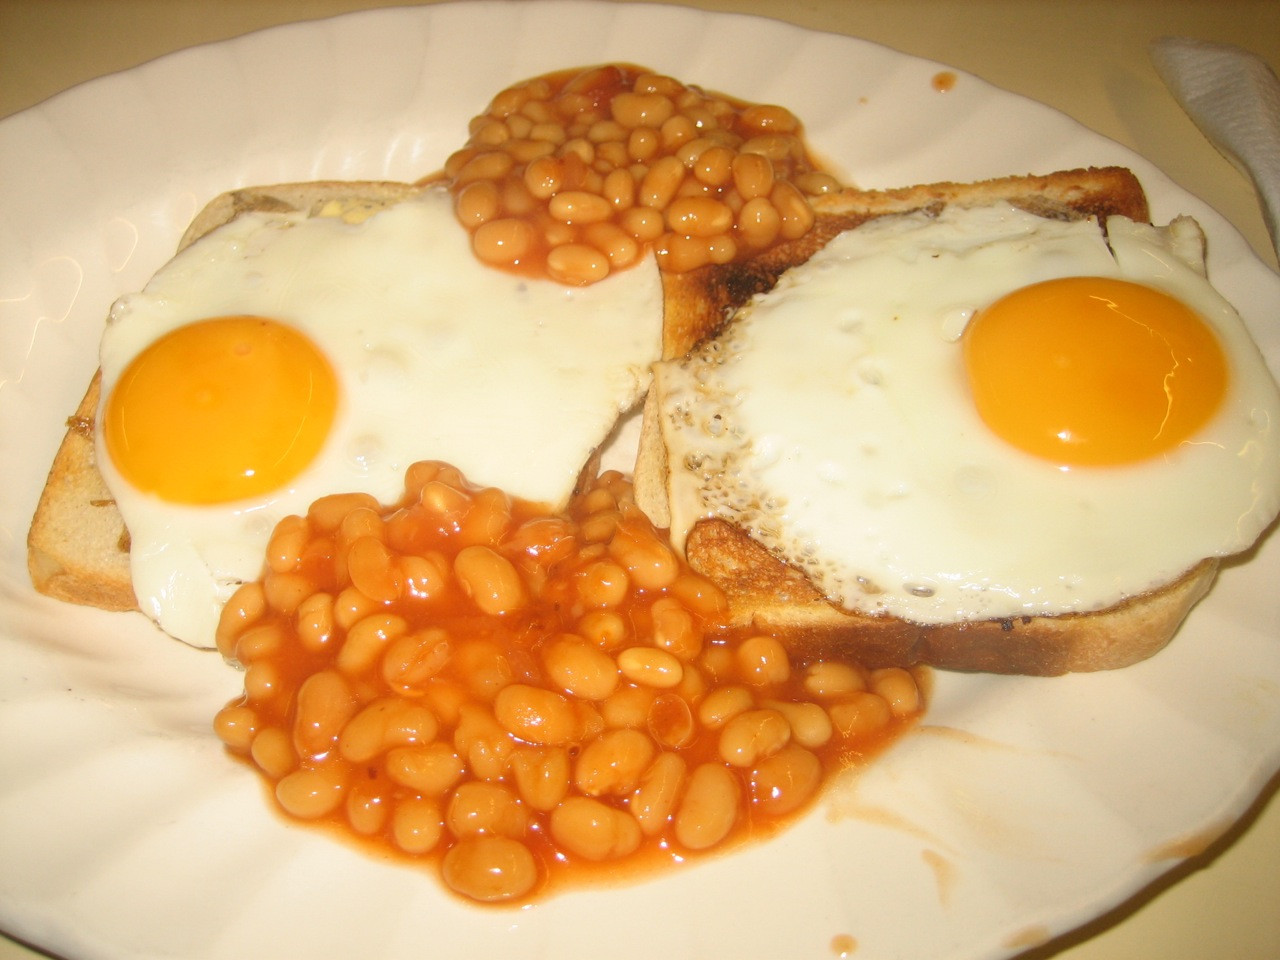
654, 203, 1280, 625
97, 184, 664, 647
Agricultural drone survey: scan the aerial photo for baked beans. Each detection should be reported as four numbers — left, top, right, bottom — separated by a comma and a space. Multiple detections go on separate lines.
438, 64, 841, 285
214, 462, 924, 904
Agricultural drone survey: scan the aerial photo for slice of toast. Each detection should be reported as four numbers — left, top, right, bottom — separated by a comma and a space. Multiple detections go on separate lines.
635, 165, 1228, 676
26, 180, 429, 614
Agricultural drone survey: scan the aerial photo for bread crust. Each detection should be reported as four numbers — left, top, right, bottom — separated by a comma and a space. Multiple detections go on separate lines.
26, 180, 431, 615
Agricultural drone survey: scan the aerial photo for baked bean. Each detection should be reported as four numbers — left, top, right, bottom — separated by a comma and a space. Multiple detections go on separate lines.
549, 190, 613, 225
393, 797, 444, 854
740, 104, 800, 135
385, 742, 466, 795
719, 708, 791, 767
583, 221, 640, 269
275, 765, 346, 820
655, 232, 710, 273
804, 661, 866, 698
504, 516, 577, 565
737, 196, 782, 249
212, 703, 258, 753
871, 667, 921, 718
659, 113, 697, 150
546, 243, 611, 286
500, 178, 539, 217
793, 170, 842, 196
647, 692, 695, 749
243, 661, 282, 704
382, 628, 452, 689
697, 684, 754, 729
509, 746, 571, 812
345, 779, 389, 836
577, 609, 628, 648
763, 699, 833, 749
454, 150, 515, 186
504, 137, 556, 164
493, 684, 579, 746
612, 91, 676, 129
828, 691, 893, 738
576, 559, 630, 608
469, 116, 509, 146
630, 751, 686, 836
693, 144, 736, 187
336, 612, 408, 675
442, 836, 538, 902
619, 205, 665, 242
600, 684, 657, 730
454, 545, 526, 616
294, 591, 336, 653
423, 679, 467, 727
559, 137, 595, 166
399, 553, 449, 602
266, 514, 309, 574
293, 670, 357, 759
551, 796, 642, 861
523, 155, 563, 199
339, 697, 439, 763
731, 151, 775, 200
736, 635, 791, 685
748, 744, 822, 816
452, 641, 515, 702
332, 585, 381, 632
346, 536, 400, 602
543, 635, 619, 700
638, 155, 686, 210
617, 646, 683, 689
575, 728, 655, 796
771, 180, 816, 240
649, 596, 700, 659
608, 521, 679, 589
250, 727, 296, 779
600, 167, 636, 210
234, 621, 285, 662
472, 218, 538, 266
308, 492, 380, 533
706, 233, 737, 265
669, 572, 729, 619
674, 762, 739, 850
216, 581, 266, 659
447, 781, 528, 839
263, 571, 314, 616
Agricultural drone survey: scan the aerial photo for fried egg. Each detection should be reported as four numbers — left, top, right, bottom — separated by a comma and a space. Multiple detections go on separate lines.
97, 184, 663, 647
654, 203, 1280, 625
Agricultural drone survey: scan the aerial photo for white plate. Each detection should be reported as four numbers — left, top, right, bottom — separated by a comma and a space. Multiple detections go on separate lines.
2, 3, 1278, 959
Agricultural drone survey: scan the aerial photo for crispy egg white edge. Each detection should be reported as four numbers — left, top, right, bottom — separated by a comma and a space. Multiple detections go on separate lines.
95, 185, 664, 647
656, 203, 1280, 626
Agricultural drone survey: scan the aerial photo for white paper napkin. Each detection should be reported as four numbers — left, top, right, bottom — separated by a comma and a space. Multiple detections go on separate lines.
1150, 36, 1280, 259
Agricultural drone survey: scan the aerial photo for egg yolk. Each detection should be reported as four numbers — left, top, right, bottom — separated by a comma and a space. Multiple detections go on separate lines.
104, 316, 338, 504
962, 277, 1227, 466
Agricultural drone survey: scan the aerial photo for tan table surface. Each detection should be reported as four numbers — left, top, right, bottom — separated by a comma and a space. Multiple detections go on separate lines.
1, 2, 1277, 959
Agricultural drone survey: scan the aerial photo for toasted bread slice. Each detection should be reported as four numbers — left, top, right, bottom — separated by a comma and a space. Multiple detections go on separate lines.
26, 181, 432, 614
635, 165, 1230, 676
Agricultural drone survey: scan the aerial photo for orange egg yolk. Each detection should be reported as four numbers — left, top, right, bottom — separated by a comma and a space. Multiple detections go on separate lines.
962, 277, 1227, 466
104, 315, 338, 504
